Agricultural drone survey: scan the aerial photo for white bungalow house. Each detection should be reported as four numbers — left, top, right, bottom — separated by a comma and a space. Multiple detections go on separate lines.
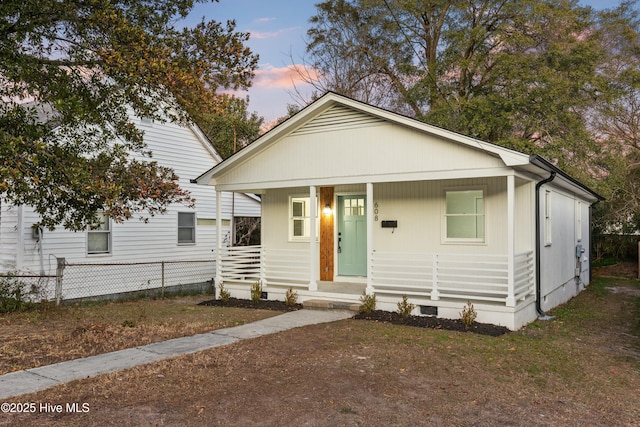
196, 92, 602, 330
0, 113, 261, 301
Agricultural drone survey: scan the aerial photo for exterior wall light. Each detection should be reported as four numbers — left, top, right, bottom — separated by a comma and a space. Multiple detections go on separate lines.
323, 203, 332, 215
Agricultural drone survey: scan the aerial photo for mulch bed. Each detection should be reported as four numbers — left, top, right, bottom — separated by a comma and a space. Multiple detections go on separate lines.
199, 298, 510, 336
354, 310, 511, 337
198, 297, 303, 311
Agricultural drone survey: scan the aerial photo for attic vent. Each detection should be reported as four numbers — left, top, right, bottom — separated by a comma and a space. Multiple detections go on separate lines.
291, 105, 385, 136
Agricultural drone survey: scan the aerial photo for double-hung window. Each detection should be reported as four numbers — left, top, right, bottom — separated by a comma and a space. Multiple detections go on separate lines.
444, 189, 485, 242
87, 213, 111, 254
289, 196, 318, 241
178, 212, 196, 244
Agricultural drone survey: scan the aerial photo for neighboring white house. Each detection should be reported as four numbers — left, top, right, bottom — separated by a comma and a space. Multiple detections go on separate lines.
196, 92, 602, 330
0, 114, 261, 300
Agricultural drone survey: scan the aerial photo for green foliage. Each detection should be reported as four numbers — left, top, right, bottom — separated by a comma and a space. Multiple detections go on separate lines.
305, 0, 640, 234
359, 291, 376, 314
460, 301, 478, 327
306, 0, 605, 145
586, 278, 611, 298
218, 282, 231, 303
250, 280, 262, 303
0, 0, 258, 230
396, 295, 415, 318
197, 94, 263, 159
285, 287, 298, 307
0, 275, 35, 313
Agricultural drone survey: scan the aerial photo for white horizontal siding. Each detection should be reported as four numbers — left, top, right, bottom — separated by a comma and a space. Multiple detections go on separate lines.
0, 201, 18, 271
218, 113, 507, 188
133, 118, 216, 182
262, 178, 514, 256
373, 178, 508, 254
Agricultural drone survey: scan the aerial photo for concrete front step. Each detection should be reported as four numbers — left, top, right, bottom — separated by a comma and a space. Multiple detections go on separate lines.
303, 299, 361, 312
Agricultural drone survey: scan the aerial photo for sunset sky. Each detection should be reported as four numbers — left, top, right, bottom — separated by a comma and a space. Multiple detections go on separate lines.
184, 0, 631, 124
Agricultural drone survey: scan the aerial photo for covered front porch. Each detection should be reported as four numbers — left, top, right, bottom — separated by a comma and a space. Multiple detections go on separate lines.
213, 244, 535, 311
211, 171, 538, 329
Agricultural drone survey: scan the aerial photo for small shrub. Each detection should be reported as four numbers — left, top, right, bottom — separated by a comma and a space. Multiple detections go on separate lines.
0, 274, 35, 313
460, 301, 477, 327
250, 280, 262, 303
359, 291, 376, 313
285, 287, 298, 306
396, 294, 415, 318
218, 282, 231, 303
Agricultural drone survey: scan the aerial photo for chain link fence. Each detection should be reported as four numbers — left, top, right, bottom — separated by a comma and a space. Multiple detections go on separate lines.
1, 259, 216, 304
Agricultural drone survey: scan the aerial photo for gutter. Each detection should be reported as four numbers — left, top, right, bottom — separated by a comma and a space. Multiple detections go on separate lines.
534, 171, 556, 319
529, 154, 605, 319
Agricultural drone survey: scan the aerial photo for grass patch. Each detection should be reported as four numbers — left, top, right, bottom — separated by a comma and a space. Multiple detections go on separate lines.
592, 257, 621, 268
3, 272, 640, 426
0, 294, 280, 375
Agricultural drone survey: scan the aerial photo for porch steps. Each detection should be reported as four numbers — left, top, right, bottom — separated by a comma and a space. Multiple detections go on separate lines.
303, 299, 361, 312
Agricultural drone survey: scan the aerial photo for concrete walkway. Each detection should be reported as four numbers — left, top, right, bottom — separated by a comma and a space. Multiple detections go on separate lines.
0, 309, 353, 399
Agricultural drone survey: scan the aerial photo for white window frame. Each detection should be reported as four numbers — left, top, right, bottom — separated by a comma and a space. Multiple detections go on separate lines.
178, 212, 196, 245
442, 187, 486, 244
544, 190, 552, 246
87, 212, 111, 255
288, 195, 319, 242
576, 201, 582, 242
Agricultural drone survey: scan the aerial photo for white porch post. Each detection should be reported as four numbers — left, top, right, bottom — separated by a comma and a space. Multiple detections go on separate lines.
309, 185, 318, 291
366, 182, 375, 294
215, 190, 223, 293
506, 175, 516, 307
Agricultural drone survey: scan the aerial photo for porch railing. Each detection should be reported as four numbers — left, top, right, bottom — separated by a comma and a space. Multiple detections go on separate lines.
514, 250, 535, 301
263, 248, 309, 288
217, 246, 536, 306
218, 245, 261, 284
217, 246, 309, 288
371, 251, 535, 305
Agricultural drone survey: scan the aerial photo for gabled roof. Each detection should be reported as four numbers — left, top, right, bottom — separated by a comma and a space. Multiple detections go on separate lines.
196, 92, 602, 203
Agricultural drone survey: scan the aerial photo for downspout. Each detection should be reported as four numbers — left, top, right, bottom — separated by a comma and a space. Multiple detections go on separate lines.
535, 171, 556, 319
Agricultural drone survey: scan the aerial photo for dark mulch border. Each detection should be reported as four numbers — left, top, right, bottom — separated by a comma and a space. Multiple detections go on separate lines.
354, 310, 510, 337
198, 297, 302, 312
198, 298, 510, 336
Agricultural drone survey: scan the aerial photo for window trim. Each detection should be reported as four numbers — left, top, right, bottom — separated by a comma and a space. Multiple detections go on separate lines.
177, 212, 196, 245
576, 201, 582, 242
288, 195, 319, 242
442, 186, 486, 244
87, 212, 112, 255
544, 190, 552, 246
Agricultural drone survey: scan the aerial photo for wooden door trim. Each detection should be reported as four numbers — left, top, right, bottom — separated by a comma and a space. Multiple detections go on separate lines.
320, 187, 334, 281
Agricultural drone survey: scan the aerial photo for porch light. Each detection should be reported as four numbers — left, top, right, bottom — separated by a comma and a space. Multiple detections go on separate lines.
323, 203, 332, 215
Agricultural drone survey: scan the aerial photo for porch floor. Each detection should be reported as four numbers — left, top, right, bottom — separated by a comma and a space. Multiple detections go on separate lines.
317, 281, 366, 295
303, 299, 361, 312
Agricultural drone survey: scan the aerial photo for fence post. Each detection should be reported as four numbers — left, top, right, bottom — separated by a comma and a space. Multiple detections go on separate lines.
161, 261, 165, 298
55, 257, 65, 305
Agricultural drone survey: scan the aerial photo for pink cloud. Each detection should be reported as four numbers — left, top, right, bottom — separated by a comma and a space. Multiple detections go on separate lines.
253, 64, 319, 89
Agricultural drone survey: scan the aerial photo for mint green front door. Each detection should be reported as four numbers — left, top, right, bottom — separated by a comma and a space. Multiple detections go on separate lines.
338, 195, 367, 276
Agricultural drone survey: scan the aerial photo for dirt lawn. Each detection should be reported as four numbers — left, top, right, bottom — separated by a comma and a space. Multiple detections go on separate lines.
0, 296, 280, 375
1, 276, 639, 426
